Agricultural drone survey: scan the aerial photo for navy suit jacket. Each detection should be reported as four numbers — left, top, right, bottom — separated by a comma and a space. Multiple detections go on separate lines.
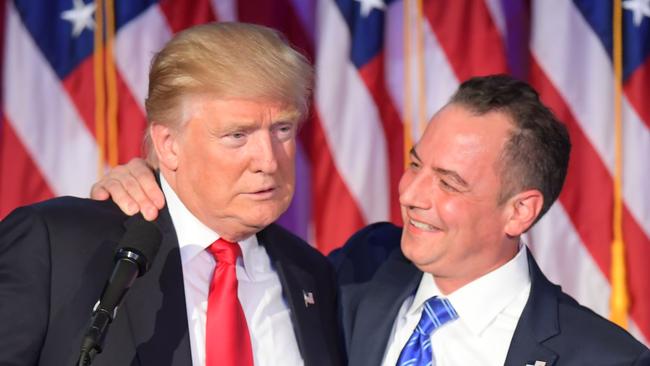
333, 222, 650, 366
0, 197, 343, 366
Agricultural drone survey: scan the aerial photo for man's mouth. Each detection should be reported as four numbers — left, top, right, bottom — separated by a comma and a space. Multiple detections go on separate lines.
247, 187, 277, 198
409, 218, 439, 232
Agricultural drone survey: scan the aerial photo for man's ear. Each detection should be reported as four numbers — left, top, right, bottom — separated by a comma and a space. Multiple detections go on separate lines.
150, 123, 180, 171
504, 189, 544, 237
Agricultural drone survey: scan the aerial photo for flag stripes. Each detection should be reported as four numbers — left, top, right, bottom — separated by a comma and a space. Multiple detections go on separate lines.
1, 0, 648, 346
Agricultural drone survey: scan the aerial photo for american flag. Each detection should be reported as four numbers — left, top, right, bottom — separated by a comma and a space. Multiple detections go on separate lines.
1, 0, 648, 345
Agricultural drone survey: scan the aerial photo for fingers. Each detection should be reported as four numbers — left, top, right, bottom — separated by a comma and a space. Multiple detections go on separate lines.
127, 159, 165, 209
98, 165, 142, 216
89, 183, 110, 201
88, 158, 164, 221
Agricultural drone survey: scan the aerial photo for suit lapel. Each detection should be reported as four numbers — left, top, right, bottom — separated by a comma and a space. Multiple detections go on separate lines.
259, 226, 333, 366
347, 251, 422, 366
122, 206, 192, 366
504, 250, 559, 366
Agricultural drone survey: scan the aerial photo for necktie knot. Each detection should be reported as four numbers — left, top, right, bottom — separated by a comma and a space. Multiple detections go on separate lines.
396, 296, 458, 366
208, 238, 241, 265
416, 296, 458, 336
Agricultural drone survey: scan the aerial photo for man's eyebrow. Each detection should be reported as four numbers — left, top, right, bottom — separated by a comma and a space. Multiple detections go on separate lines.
409, 147, 422, 162
433, 167, 469, 188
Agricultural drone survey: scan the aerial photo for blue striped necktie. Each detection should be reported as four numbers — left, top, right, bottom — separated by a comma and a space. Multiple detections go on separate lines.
396, 296, 459, 366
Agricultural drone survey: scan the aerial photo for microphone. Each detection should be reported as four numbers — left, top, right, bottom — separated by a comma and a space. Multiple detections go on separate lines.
77, 215, 162, 366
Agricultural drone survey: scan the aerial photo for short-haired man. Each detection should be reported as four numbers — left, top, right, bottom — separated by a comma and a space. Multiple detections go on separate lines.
96, 75, 650, 365
334, 75, 649, 365
0, 23, 342, 366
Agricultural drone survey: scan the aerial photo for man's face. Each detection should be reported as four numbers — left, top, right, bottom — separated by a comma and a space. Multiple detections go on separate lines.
399, 104, 517, 292
168, 97, 298, 241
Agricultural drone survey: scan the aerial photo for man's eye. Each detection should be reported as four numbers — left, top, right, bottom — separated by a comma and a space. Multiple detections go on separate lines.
440, 179, 457, 192
274, 123, 296, 141
230, 132, 246, 139
409, 161, 420, 169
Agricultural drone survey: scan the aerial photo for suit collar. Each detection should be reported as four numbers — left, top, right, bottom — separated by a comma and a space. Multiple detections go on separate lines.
504, 249, 560, 366
348, 250, 422, 366
122, 205, 193, 366
257, 225, 334, 366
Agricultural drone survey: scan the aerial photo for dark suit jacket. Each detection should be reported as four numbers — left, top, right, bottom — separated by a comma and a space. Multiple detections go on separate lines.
0, 197, 343, 366
334, 222, 650, 366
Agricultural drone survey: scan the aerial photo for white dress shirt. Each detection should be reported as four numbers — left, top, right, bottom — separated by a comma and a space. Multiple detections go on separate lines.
161, 176, 304, 366
381, 244, 531, 366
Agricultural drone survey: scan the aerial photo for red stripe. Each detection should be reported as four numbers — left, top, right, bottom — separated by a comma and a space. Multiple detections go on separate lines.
358, 54, 403, 226
529, 59, 611, 276
115, 72, 147, 163
158, 0, 216, 34
624, 208, 650, 340
423, 0, 509, 80
530, 58, 650, 340
301, 110, 366, 254
62, 56, 95, 136
237, 0, 315, 60
624, 56, 650, 131
0, 117, 54, 218
63, 57, 147, 164
0, 0, 6, 103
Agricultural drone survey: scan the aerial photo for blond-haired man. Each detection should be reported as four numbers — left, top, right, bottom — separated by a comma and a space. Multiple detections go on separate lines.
0, 23, 342, 366
94, 75, 650, 365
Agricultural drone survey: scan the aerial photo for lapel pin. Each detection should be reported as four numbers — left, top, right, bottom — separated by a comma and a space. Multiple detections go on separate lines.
526, 362, 546, 366
303, 290, 315, 307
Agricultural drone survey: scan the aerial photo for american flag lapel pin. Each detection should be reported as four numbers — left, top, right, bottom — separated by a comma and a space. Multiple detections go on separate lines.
303, 290, 315, 307
525, 362, 546, 366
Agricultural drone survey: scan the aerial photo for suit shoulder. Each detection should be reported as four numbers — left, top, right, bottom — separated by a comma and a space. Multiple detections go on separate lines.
329, 222, 403, 285
2, 197, 130, 257
260, 223, 330, 268
552, 290, 649, 358
30, 196, 125, 220
28, 196, 127, 233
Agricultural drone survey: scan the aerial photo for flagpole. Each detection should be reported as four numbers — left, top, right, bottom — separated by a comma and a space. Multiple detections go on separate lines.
609, 0, 629, 329
94, 0, 106, 178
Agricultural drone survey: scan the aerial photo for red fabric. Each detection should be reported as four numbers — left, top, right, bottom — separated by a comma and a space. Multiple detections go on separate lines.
205, 238, 253, 366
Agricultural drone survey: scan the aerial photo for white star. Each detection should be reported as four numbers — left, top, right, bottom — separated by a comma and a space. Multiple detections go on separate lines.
61, 0, 96, 38
623, 0, 650, 27
355, 0, 385, 17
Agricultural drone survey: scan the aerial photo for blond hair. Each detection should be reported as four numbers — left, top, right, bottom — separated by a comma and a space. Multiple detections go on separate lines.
143, 22, 313, 166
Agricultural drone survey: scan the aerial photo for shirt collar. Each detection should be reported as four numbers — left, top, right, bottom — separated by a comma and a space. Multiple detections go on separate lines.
408, 243, 530, 336
160, 175, 268, 277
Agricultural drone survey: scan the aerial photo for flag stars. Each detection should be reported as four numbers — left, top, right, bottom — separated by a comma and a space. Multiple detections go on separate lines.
61, 0, 96, 38
623, 0, 650, 26
355, 0, 385, 17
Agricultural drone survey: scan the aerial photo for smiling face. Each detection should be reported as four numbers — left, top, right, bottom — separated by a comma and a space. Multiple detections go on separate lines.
153, 96, 299, 241
399, 104, 521, 293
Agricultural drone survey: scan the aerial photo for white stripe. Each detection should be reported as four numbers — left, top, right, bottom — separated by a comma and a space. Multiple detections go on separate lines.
385, 1, 458, 140
531, 0, 615, 174
2, 2, 98, 197
483, 0, 507, 39
211, 0, 237, 21
314, 0, 389, 223
115, 5, 172, 113
532, 0, 650, 238
525, 203, 611, 318
622, 98, 650, 239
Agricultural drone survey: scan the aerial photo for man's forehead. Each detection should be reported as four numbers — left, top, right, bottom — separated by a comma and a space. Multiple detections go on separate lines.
181, 95, 302, 122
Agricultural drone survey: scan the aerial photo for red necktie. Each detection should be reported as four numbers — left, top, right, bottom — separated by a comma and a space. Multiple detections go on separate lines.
205, 238, 254, 366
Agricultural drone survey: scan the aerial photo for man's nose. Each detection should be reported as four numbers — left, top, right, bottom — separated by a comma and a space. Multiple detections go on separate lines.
250, 132, 279, 174
399, 171, 432, 210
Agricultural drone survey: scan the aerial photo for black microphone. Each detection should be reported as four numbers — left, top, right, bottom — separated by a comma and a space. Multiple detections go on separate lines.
77, 215, 162, 366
